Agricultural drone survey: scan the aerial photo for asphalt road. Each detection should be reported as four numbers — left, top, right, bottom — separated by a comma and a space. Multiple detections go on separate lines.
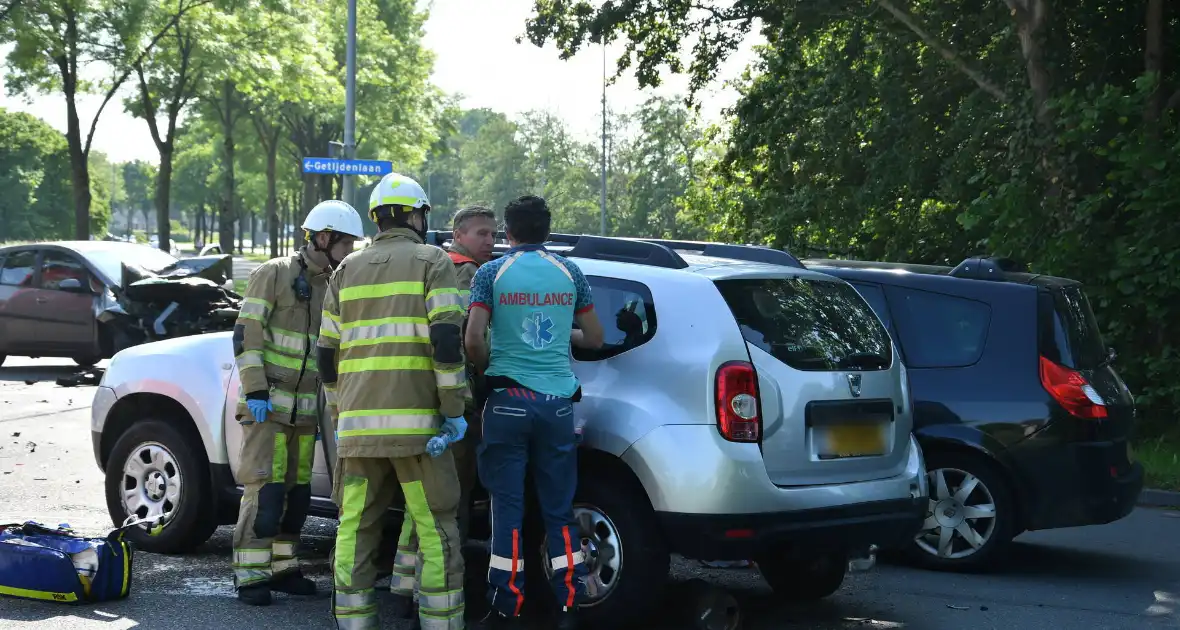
2, 357, 1179, 629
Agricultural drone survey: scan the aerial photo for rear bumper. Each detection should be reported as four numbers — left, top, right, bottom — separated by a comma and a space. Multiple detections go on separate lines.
1013, 439, 1143, 531
658, 497, 926, 560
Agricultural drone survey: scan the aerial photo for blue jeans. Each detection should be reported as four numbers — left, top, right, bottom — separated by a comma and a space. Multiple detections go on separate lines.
477, 387, 588, 617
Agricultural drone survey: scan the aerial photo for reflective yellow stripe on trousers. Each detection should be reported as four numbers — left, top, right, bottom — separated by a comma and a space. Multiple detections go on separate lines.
404, 479, 464, 629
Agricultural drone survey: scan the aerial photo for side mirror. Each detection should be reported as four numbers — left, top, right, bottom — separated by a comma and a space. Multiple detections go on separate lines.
58, 278, 87, 292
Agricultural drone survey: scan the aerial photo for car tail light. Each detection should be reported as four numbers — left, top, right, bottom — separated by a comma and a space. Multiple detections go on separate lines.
716, 361, 761, 442
1039, 356, 1107, 419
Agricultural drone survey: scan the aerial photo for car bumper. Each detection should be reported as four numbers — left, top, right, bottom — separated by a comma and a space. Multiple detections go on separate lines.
658, 497, 926, 561
1014, 439, 1144, 531
91, 386, 118, 470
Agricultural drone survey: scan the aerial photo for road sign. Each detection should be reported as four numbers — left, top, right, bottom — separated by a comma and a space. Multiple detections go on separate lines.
302, 157, 393, 176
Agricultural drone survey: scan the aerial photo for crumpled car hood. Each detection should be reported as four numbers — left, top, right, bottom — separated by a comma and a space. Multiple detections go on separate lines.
120, 254, 233, 287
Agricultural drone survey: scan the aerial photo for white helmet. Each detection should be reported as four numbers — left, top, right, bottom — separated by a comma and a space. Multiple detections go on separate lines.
369, 173, 431, 216
303, 200, 364, 239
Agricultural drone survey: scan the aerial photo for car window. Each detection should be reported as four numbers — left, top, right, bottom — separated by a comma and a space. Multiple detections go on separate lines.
1041, 285, 1107, 370
850, 282, 893, 330
40, 251, 90, 292
0, 251, 37, 287
574, 276, 657, 361
889, 287, 991, 368
715, 276, 893, 371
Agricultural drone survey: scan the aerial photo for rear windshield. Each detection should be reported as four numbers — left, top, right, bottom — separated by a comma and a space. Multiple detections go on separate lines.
1040, 284, 1108, 370
715, 277, 892, 371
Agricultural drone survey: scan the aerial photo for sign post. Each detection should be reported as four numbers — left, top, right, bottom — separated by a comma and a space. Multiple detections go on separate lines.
342, 0, 358, 206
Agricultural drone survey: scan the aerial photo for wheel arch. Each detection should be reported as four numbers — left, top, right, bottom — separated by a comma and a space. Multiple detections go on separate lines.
99, 393, 209, 472
915, 430, 1028, 533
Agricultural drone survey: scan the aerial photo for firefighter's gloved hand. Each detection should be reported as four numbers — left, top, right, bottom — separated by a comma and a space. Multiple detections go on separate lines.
441, 416, 467, 442
426, 434, 452, 458
246, 399, 273, 423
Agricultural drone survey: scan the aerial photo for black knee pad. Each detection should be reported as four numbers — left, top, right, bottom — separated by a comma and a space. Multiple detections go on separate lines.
281, 484, 313, 534
253, 483, 286, 539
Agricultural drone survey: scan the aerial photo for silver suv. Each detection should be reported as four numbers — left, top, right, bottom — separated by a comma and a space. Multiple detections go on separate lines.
91, 233, 927, 627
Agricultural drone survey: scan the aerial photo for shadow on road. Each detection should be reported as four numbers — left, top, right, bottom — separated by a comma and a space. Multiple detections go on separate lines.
1003, 540, 1170, 581
0, 365, 90, 383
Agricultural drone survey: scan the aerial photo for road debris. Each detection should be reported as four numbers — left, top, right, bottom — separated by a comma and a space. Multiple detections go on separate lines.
25, 441, 36, 454
56, 369, 103, 388
10, 432, 19, 438
947, 605, 970, 610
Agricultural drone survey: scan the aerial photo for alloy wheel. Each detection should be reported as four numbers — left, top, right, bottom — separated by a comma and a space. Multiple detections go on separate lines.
915, 466, 997, 560
541, 504, 623, 607
120, 441, 183, 525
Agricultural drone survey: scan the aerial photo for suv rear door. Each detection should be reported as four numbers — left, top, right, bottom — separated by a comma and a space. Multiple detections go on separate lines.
714, 273, 912, 486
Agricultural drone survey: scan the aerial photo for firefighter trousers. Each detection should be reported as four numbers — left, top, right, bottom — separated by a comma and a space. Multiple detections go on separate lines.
392, 410, 481, 599
478, 388, 588, 618
231, 421, 318, 588
332, 451, 465, 630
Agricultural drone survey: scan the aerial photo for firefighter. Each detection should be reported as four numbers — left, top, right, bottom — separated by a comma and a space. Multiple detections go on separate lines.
390, 205, 498, 615
464, 195, 605, 630
318, 172, 468, 630
231, 199, 364, 606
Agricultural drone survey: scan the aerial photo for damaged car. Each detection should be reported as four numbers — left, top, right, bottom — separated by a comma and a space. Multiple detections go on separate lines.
0, 241, 241, 367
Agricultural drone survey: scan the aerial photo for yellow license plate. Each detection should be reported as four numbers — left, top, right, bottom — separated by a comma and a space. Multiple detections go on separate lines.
819, 424, 886, 459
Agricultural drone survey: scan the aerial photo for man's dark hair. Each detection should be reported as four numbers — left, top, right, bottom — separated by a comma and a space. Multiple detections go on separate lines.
504, 195, 551, 244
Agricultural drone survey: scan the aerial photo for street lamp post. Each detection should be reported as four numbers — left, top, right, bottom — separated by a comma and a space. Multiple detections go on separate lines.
599, 42, 608, 236
342, 0, 358, 206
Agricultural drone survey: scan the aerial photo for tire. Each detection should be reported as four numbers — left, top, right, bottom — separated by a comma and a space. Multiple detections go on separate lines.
526, 468, 670, 628
104, 419, 218, 554
905, 451, 1016, 572
74, 356, 100, 367
755, 551, 847, 601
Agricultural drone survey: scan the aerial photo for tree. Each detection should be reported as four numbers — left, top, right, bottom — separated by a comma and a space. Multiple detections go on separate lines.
122, 160, 156, 238
0, 0, 211, 240
458, 112, 529, 212
0, 108, 74, 241
126, 0, 211, 251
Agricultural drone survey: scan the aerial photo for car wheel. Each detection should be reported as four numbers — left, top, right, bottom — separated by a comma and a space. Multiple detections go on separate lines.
104, 419, 218, 554
74, 356, 100, 367
530, 470, 670, 628
907, 451, 1016, 571
755, 551, 847, 601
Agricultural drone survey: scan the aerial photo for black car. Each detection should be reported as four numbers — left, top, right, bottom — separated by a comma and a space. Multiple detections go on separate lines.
805, 256, 1143, 570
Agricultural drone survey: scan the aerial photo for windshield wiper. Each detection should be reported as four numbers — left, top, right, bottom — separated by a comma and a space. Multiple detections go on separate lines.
837, 352, 890, 370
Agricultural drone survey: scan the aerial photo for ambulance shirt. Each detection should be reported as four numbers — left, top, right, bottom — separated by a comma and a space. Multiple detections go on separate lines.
468, 244, 594, 398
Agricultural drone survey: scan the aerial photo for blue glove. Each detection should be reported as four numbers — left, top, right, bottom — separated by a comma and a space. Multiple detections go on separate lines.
426, 435, 451, 458
246, 399, 273, 423
441, 416, 467, 442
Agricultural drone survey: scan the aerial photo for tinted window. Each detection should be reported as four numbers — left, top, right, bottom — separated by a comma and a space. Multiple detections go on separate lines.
850, 282, 893, 330
40, 251, 90, 291
890, 287, 990, 368
574, 276, 657, 361
716, 277, 892, 371
1041, 285, 1107, 370
0, 251, 36, 286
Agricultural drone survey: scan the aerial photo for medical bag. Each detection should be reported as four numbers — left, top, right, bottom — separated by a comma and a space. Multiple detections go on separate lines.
0, 521, 134, 603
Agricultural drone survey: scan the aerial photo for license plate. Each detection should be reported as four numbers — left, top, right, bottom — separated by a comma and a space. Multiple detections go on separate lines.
817, 424, 886, 459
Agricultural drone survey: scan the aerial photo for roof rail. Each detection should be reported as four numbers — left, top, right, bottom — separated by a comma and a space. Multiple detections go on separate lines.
949, 256, 1023, 281
423, 230, 689, 269
634, 238, 804, 269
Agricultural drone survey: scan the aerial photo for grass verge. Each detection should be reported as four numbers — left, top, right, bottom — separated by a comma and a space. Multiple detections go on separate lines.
1136, 435, 1180, 492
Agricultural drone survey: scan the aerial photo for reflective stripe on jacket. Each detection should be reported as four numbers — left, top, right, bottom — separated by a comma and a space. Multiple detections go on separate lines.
318, 228, 467, 458
234, 251, 328, 426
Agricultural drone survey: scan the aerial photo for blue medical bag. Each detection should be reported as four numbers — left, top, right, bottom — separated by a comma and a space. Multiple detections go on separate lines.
0, 521, 134, 603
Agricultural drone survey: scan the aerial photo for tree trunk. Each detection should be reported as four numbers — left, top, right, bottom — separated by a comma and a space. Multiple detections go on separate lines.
155, 147, 174, 251
1144, 0, 1164, 123
63, 72, 92, 240
218, 82, 237, 255
266, 144, 279, 258
301, 173, 317, 246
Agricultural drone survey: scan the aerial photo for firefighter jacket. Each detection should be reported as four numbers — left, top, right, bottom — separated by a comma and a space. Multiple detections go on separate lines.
447, 243, 483, 413
233, 250, 329, 427
317, 227, 467, 459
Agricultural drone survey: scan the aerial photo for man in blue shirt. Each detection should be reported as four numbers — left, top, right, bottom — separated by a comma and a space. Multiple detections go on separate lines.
465, 195, 604, 630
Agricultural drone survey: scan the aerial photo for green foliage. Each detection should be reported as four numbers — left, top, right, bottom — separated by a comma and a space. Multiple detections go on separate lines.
0, 108, 74, 240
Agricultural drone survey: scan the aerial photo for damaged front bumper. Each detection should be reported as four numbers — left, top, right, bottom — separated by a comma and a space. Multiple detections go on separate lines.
96, 254, 242, 354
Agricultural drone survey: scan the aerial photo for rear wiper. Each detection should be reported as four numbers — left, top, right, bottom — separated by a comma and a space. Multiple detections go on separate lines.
837, 352, 890, 370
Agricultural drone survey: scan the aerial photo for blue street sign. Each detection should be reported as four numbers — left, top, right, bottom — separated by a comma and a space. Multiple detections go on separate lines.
302, 157, 393, 176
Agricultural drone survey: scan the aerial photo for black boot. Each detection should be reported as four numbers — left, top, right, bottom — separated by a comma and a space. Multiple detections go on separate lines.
473, 611, 525, 629
237, 583, 272, 606
270, 571, 317, 596
556, 606, 579, 630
